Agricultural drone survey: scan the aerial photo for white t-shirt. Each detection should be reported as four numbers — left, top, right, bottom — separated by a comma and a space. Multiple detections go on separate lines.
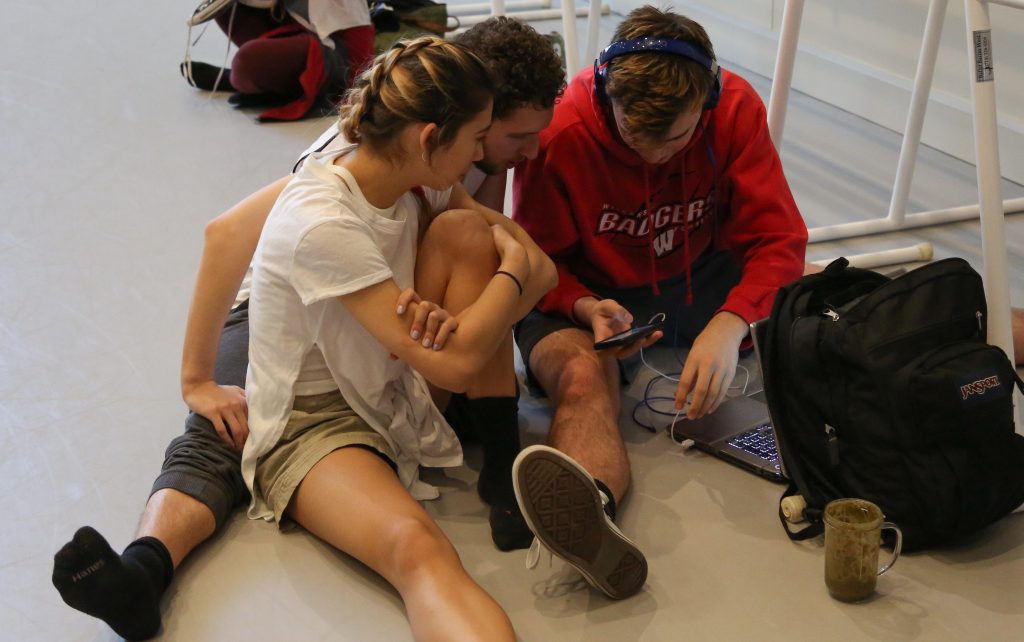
235, 125, 490, 306
241, 146, 463, 519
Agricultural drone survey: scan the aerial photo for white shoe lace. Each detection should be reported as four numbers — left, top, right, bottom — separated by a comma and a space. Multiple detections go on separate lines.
525, 536, 546, 569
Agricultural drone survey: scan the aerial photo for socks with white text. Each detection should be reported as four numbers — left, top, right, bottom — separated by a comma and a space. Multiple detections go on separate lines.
53, 526, 172, 641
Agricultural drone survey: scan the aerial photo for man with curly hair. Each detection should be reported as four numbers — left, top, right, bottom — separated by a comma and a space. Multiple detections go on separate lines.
52, 18, 565, 641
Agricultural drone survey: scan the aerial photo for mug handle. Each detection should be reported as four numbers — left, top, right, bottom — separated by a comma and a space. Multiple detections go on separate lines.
877, 522, 903, 576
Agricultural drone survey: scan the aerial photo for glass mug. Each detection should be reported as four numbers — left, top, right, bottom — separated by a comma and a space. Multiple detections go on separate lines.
823, 498, 903, 602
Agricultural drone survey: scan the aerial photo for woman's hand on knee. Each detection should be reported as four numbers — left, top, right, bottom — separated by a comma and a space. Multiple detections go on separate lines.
396, 288, 459, 351
491, 225, 529, 282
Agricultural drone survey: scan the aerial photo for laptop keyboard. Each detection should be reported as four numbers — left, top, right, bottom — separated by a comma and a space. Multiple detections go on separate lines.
727, 423, 779, 463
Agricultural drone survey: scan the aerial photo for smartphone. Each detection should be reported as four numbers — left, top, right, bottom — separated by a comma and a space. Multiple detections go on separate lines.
593, 315, 665, 350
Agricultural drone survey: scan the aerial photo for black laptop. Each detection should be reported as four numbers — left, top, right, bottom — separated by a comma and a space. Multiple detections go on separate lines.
669, 319, 786, 482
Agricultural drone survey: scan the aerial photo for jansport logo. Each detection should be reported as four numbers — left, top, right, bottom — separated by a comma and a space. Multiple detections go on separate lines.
960, 375, 1002, 400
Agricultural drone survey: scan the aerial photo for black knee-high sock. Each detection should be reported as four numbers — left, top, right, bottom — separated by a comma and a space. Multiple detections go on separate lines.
460, 395, 534, 551
53, 526, 173, 641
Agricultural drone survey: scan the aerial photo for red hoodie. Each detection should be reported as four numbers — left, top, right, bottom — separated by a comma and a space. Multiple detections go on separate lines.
512, 65, 808, 325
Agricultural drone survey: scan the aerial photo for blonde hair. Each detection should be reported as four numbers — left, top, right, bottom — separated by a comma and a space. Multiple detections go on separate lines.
338, 36, 494, 162
605, 6, 716, 140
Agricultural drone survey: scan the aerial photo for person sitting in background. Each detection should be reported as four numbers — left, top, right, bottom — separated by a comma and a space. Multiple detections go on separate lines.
182, 0, 376, 120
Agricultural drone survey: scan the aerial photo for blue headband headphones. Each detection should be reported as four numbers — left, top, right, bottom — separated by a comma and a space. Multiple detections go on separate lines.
593, 37, 722, 110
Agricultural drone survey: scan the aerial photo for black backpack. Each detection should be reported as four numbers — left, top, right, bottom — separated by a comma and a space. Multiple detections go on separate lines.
761, 257, 1024, 551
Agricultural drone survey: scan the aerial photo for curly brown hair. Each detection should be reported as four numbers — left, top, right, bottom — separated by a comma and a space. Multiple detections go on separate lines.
606, 6, 716, 140
455, 17, 565, 120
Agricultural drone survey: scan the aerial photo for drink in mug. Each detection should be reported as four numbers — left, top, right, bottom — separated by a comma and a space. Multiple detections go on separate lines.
824, 498, 903, 602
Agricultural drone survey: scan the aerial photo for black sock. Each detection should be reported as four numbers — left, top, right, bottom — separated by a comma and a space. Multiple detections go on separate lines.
179, 61, 236, 92
465, 396, 519, 504
53, 527, 173, 641
457, 395, 533, 551
227, 91, 290, 108
594, 478, 617, 521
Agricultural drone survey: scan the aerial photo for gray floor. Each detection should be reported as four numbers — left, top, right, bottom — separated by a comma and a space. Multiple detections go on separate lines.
3, 2, 1023, 641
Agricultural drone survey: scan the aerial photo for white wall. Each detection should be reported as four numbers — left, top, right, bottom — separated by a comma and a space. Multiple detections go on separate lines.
609, 0, 1024, 185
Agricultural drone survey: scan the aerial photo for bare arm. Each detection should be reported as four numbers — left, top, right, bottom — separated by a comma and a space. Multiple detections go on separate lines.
179, 175, 290, 447
339, 226, 529, 393
448, 182, 557, 319
471, 173, 507, 212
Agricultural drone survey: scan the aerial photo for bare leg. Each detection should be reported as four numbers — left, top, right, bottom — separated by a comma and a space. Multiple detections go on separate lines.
528, 328, 630, 502
136, 489, 217, 568
288, 448, 515, 642
415, 210, 516, 398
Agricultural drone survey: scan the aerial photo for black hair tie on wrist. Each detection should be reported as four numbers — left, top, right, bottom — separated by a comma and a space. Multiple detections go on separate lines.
494, 270, 523, 296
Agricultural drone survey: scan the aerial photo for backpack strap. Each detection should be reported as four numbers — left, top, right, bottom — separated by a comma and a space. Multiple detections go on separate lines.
778, 484, 824, 541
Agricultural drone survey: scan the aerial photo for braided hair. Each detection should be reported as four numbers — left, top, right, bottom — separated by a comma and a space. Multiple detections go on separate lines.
339, 36, 494, 163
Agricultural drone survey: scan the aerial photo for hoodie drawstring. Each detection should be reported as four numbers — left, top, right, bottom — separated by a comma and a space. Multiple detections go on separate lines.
681, 155, 693, 305
643, 166, 660, 296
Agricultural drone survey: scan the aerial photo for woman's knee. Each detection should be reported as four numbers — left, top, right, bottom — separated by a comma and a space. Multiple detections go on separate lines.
421, 210, 497, 268
381, 515, 461, 582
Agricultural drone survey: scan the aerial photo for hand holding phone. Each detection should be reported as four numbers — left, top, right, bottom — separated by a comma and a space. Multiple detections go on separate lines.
593, 313, 666, 350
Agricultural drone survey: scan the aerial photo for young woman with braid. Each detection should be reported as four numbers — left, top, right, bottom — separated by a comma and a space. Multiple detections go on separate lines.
233, 37, 553, 640
51, 36, 552, 641
53, 21, 560, 641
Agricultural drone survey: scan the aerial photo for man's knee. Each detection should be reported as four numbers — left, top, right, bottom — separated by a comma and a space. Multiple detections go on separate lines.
532, 334, 616, 404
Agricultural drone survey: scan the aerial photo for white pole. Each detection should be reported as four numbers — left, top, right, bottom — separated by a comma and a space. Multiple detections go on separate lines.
450, 1, 549, 15
561, 0, 580, 76
811, 243, 934, 270
963, 0, 1018, 430
767, 0, 805, 147
886, 0, 948, 227
584, 0, 602, 67
808, 197, 1024, 242
454, 5, 606, 29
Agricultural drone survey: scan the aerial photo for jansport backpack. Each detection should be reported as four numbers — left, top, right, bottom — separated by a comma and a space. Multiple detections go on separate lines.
761, 257, 1024, 551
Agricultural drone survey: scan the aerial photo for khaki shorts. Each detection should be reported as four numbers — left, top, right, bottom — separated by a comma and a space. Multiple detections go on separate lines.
253, 389, 397, 524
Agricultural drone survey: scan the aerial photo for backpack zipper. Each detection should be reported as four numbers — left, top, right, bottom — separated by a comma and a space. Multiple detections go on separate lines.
823, 307, 840, 322
825, 423, 840, 467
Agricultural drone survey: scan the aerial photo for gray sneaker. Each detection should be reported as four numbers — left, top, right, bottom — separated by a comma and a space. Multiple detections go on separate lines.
512, 445, 647, 599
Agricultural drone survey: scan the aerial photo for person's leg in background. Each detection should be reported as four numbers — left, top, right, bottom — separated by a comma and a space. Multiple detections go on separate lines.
228, 35, 311, 98
182, 3, 289, 92
52, 304, 252, 641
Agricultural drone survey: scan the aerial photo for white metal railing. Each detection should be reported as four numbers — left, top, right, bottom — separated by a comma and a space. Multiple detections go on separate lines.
449, 1, 607, 75
767, 0, 1020, 429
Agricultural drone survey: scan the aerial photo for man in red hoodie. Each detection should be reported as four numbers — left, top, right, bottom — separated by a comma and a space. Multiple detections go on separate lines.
510, 6, 808, 600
